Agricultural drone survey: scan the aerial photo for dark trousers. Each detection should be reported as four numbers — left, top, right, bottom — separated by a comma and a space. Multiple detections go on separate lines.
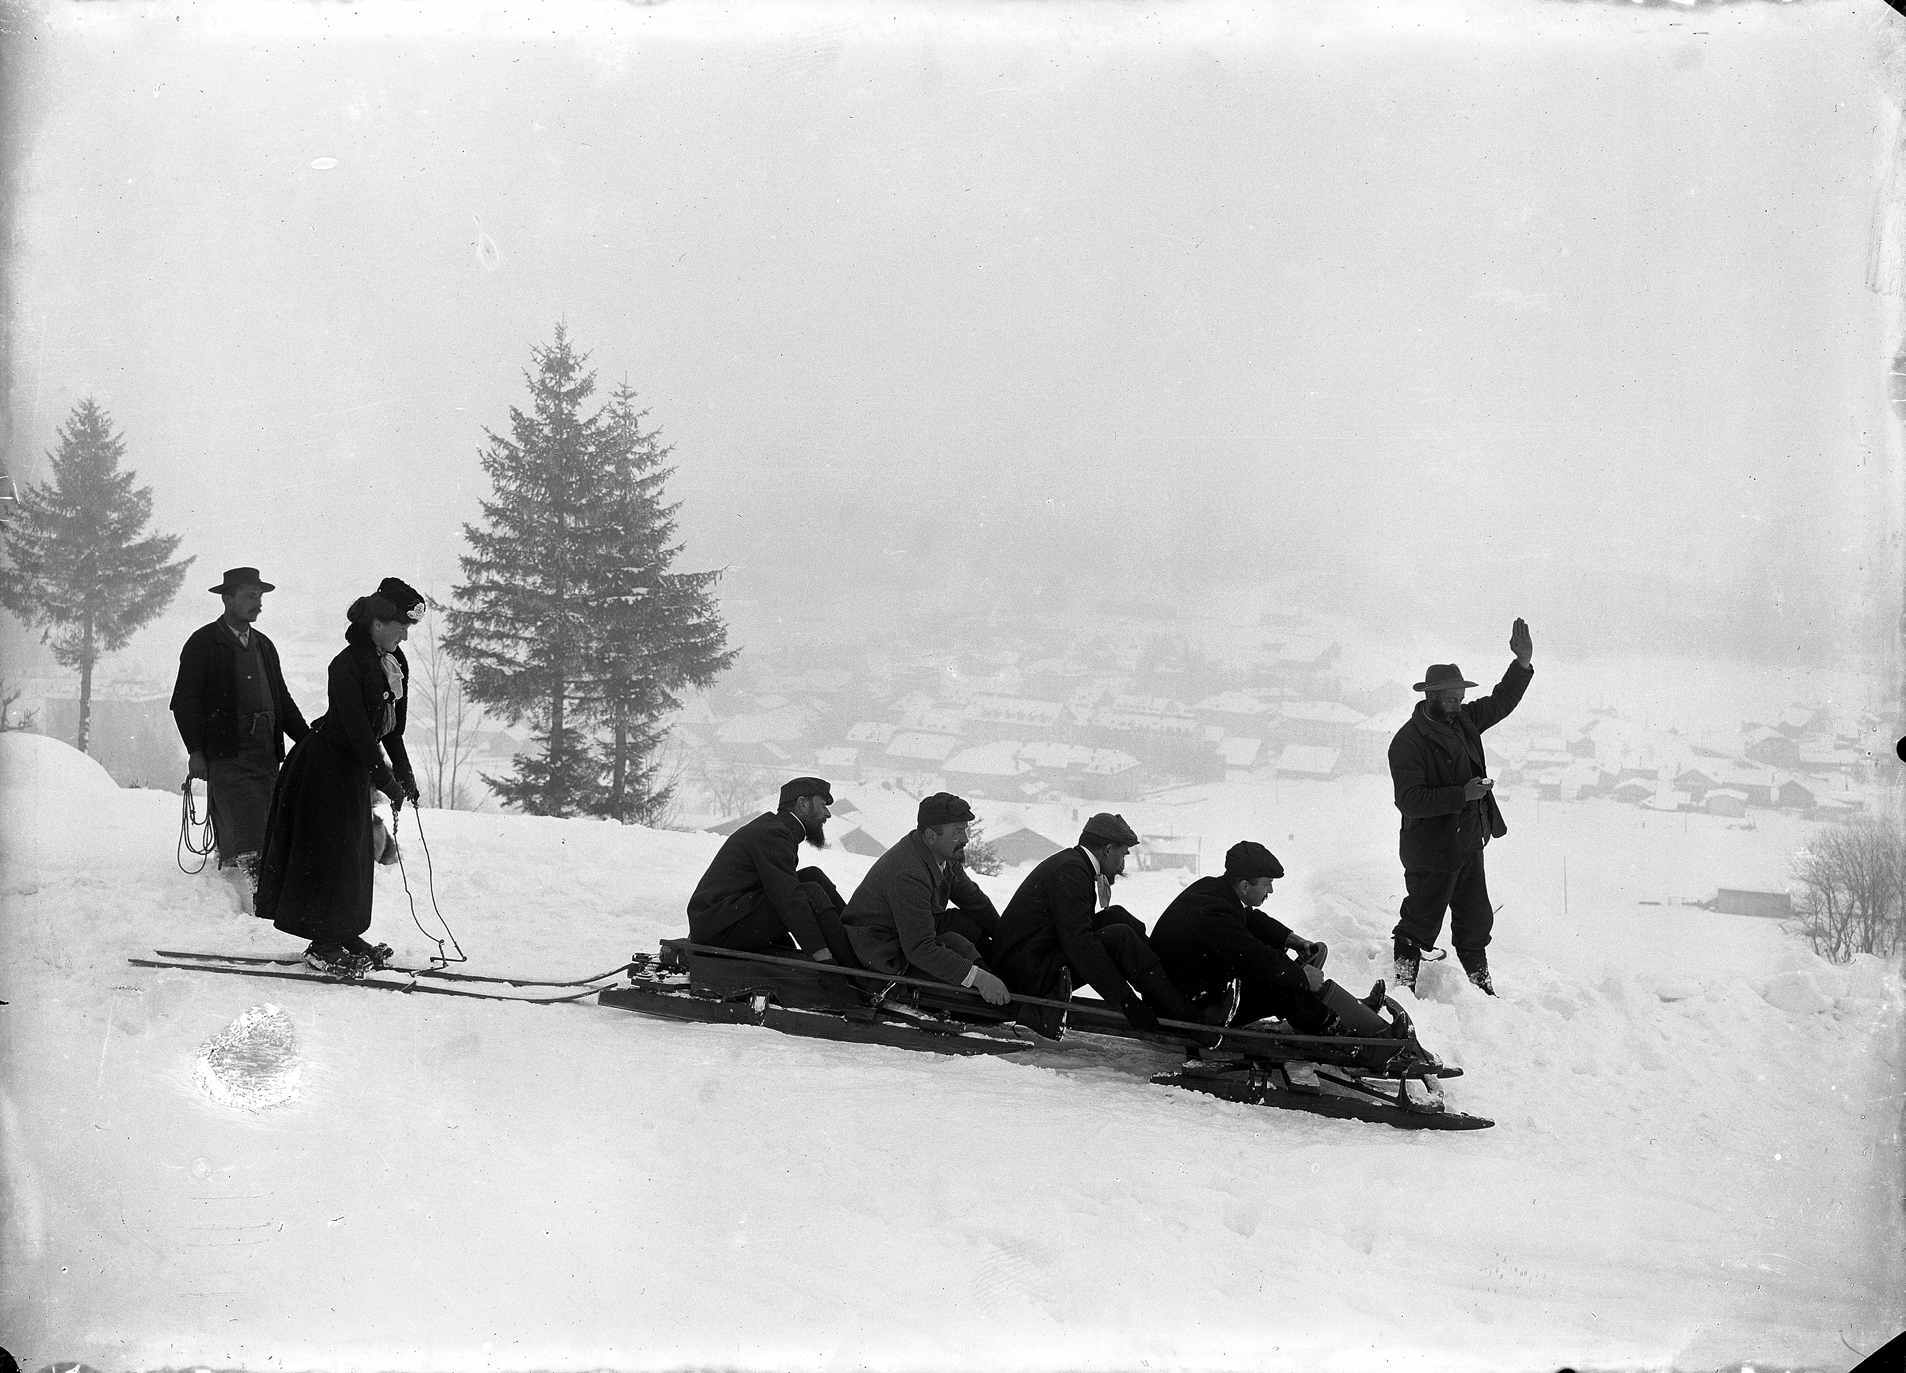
705, 867, 857, 965
1393, 849, 1494, 954
208, 729, 279, 865
943, 905, 998, 965
1235, 980, 1333, 1035
1000, 906, 1200, 1022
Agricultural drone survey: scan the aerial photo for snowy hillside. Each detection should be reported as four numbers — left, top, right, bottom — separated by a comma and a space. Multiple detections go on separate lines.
1, 730, 1901, 1371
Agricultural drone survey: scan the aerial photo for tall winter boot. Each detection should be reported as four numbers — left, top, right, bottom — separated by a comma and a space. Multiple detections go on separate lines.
224, 853, 259, 916
1458, 948, 1497, 997
1316, 979, 1393, 1038
1392, 936, 1421, 994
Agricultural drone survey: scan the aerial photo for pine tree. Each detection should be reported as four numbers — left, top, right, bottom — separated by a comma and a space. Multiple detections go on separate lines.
444, 326, 607, 816
0, 399, 192, 753
581, 383, 736, 824
446, 327, 735, 820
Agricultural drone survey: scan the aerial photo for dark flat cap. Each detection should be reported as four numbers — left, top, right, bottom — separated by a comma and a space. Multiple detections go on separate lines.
779, 776, 833, 808
1079, 812, 1139, 848
1224, 840, 1285, 882
917, 792, 975, 828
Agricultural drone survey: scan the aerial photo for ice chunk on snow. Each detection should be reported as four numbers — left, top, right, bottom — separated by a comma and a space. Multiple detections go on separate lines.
1760, 971, 1833, 1015
193, 1003, 302, 1111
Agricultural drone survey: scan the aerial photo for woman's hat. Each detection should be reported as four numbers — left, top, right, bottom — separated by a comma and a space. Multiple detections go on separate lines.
376, 578, 428, 622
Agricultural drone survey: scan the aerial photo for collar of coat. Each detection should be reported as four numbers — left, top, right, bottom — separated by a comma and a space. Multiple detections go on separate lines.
1412, 700, 1485, 769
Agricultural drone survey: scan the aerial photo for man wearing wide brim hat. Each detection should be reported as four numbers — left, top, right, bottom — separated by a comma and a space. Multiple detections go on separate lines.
1387, 618, 1535, 996
169, 567, 311, 907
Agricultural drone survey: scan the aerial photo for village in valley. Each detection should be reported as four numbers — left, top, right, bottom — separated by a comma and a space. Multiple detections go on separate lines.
649, 604, 1886, 910
10, 587, 1888, 921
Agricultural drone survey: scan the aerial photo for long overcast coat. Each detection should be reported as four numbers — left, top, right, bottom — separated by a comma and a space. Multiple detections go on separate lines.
170, 619, 309, 762
686, 810, 817, 942
841, 831, 991, 986
990, 847, 1135, 1002
256, 624, 414, 948
1388, 660, 1533, 872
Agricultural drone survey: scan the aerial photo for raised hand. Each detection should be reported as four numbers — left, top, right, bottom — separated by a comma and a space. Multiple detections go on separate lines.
1510, 617, 1532, 666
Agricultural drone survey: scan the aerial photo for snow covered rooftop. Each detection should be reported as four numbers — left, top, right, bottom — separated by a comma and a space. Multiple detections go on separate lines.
885, 731, 959, 762
1274, 744, 1341, 775
1216, 737, 1262, 768
1277, 701, 1366, 725
944, 741, 1031, 777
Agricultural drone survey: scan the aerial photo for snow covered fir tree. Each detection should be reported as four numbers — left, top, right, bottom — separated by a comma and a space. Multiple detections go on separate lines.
445, 327, 735, 820
0, 398, 191, 754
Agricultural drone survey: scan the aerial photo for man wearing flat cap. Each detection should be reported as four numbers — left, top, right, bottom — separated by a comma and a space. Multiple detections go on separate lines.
1151, 841, 1367, 1034
686, 776, 851, 961
991, 812, 1219, 1037
170, 567, 310, 903
1388, 618, 1534, 996
841, 792, 1012, 1004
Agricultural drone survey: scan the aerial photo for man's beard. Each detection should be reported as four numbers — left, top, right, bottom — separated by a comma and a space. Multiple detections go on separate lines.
800, 814, 827, 848
1432, 698, 1462, 721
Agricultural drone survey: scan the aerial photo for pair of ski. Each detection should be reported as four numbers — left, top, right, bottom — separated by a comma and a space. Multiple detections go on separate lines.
127, 949, 630, 1005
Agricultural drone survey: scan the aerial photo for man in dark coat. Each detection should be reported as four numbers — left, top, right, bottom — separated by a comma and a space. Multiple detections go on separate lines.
170, 566, 310, 898
841, 792, 1012, 1005
1151, 841, 1352, 1034
991, 812, 1216, 1036
1388, 618, 1535, 996
685, 776, 852, 962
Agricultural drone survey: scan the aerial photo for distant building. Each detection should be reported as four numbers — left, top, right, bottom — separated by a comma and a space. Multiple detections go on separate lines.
1776, 705, 1831, 738
1216, 736, 1261, 777
1274, 744, 1342, 779
813, 745, 861, 782
1742, 728, 1802, 771
836, 826, 888, 858
1709, 769, 1776, 807
1704, 789, 1749, 818
1275, 701, 1366, 750
886, 732, 959, 764
1711, 888, 1793, 920
1672, 767, 1718, 799
986, 826, 1064, 868
1138, 834, 1201, 876
943, 740, 1032, 796
1774, 777, 1816, 810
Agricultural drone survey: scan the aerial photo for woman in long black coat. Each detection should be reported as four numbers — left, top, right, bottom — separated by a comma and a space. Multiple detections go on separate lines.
255, 578, 425, 977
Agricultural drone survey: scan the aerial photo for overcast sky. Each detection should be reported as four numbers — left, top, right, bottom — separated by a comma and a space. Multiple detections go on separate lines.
2, 0, 1900, 680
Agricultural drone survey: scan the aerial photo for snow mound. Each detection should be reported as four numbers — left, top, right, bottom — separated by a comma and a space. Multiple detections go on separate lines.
0, 730, 119, 796
1760, 970, 1833, 1014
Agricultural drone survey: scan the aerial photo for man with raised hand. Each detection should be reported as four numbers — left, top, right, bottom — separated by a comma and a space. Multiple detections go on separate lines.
685, 775, 852, 963
1388, 618, 1535, 996
170, 566, 310, 908
991, 812, 1218, 1037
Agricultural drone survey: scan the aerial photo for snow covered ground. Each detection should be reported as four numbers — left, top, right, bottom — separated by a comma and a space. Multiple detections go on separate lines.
2, 730, 1901, 1371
